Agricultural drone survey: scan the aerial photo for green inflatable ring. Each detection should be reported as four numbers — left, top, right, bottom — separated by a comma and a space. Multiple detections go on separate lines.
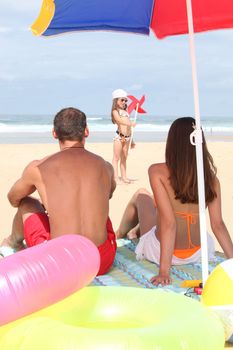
0, 286, 224, 349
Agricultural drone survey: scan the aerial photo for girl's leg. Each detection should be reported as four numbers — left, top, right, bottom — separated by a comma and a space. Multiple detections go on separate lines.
120, 141, 130, 183
112, 140, 123, 183
1, 197, 45, 250
116, 188, 157, 238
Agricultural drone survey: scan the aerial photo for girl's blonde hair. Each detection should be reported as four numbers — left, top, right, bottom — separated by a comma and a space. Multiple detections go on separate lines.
111, 98, 119, 124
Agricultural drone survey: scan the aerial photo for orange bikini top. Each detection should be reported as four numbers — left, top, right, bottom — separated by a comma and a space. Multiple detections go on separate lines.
173, 211, 201, 259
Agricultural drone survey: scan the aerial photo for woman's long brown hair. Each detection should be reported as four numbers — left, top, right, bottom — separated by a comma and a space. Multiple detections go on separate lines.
165, 117, 217, 204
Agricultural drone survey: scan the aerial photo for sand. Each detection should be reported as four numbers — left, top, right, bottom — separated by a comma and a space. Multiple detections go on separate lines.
0, 141, 232, 348
1, 141, 232, 249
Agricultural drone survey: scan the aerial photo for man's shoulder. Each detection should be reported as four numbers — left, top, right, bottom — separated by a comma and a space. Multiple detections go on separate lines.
93, 153, 112, 167
21, 159, 41, 180
85, 150, 105, 162
24, 159, 41, 171
85, 151, 113, 172
28, 155, 50, 167
25, 154, 55, 172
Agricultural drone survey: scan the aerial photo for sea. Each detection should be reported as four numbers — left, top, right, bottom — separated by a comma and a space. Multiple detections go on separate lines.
0, 114, 232, 144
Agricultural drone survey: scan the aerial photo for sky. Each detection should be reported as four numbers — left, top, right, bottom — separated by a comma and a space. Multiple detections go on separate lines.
1, 0, 233, 118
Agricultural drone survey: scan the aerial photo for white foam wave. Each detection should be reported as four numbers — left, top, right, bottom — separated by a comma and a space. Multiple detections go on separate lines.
0, 123, 233, 134
88, 123, 173, 132
87, 117, 103, 121
202, 126, 233, 132
0, 124, 52, 133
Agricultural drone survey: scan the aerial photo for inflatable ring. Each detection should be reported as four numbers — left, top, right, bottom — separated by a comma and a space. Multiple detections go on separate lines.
0, 287, 224, 349
0, 234, 100, 325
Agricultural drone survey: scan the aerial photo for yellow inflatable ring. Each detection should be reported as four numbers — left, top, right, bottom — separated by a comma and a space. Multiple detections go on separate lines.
0, 286, 224, 349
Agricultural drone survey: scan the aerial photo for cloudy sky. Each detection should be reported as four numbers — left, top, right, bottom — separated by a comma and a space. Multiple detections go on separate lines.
1, 0, 233, 117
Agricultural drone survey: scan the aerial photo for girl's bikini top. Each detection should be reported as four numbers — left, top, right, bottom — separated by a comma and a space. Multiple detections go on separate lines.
118, 109, 129, 118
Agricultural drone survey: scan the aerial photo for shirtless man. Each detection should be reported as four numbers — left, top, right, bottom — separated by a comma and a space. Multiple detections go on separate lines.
1, 107, 117, 275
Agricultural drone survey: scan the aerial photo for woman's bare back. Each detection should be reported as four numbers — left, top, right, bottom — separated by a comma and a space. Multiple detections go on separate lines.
150, 163, 200, 250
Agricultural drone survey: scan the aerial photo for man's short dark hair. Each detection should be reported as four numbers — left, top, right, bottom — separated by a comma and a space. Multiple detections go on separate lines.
53, 107, 87, 142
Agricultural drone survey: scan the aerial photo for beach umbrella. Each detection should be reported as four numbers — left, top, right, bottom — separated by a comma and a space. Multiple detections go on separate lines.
31, 0, 233, 285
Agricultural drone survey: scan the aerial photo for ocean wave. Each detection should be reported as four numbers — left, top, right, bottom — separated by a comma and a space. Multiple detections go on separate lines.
202, 126, 233, 132
88, 123, 171, 132
0, 122, 233, 133
87, 117, 103, 121
0, 124, 52, 133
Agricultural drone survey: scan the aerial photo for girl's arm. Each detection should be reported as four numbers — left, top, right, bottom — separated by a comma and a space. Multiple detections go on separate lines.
208, 177, 233, 258
148, 164, 176, 286
130, 139, 136, 149
112, 110, 136, 127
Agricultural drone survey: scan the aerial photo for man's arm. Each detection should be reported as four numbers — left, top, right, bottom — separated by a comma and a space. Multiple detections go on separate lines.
105, 161, 116, 199
8, 161, 38, 207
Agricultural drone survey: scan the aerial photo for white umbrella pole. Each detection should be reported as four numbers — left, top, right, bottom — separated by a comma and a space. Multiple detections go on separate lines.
128, 103, 139, 153
186, 0, 209, 285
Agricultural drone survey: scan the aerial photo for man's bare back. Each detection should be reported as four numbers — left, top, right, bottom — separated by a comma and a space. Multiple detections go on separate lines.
32, 147, 114, 245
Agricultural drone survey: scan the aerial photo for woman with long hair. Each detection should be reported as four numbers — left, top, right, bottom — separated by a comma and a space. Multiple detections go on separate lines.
116, 117, 233, 285
111, 89, 136, 184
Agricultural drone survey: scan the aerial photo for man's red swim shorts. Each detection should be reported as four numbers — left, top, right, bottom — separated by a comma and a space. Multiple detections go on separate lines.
24, 213, 116, 276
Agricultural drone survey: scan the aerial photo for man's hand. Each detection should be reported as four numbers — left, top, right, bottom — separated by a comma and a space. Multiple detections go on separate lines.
150, 273, 172, 286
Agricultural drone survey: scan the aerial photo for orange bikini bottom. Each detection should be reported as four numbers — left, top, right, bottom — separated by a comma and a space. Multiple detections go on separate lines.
173, 245, 201, 259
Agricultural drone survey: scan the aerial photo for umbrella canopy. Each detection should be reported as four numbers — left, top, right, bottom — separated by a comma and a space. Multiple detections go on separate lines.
31, 0, 233, 285
31, 0, 233, 38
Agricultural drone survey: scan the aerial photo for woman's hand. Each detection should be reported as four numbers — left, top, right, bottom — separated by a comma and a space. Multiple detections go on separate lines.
150, 273, 172, 286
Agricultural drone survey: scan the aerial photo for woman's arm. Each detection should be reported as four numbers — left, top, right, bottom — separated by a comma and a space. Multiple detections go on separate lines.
112, 110, 136, 127
208, 177, 233, 258
148, 164, 176, 286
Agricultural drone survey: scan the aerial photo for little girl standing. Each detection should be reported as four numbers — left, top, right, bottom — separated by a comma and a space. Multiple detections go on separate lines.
111, 89, 136, 184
